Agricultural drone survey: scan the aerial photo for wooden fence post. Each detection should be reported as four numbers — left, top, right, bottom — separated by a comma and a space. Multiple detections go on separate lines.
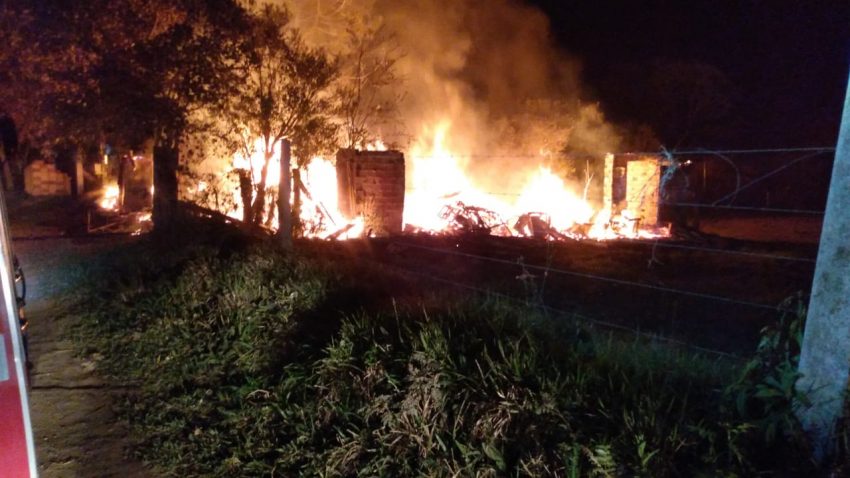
277, 139, 293, 250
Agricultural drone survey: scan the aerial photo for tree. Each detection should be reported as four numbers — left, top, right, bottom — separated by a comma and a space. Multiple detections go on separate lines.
333, 24, 403, 148
599, 59, 735, 149
220, 4, 336, 230
0, 0, 103, 191
0, 0, 250, 230
121, 0, 250, 231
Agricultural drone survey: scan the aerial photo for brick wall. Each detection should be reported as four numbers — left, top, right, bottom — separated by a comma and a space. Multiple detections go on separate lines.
336, 149, 405, 236
625, 158, 661, 226
24, 160, 71, 196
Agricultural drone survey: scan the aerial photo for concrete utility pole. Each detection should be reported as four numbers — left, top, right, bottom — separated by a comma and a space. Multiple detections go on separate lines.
797, 71, 850, 461
277, 139, 293, 250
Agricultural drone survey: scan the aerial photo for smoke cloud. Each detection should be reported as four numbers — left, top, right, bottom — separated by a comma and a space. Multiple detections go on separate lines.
280, 0, 624, 193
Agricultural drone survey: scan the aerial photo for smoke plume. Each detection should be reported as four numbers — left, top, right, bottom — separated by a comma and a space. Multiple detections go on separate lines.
269, 0, 626, 194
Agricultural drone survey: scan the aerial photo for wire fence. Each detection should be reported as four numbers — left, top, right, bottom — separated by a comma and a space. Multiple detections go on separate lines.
362, 146, 827, 361
359, 253, 747, 361
406, 147, 833, 215
629, 238, 816, 263
200, 145, 824, 362
339, 233, 809, 362
405, 145, 835, 160
389, 241, 795, 313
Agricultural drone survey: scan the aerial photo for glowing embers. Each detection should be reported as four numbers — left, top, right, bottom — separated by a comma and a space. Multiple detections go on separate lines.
97, 183, 120, 211
299, 156, 366, 240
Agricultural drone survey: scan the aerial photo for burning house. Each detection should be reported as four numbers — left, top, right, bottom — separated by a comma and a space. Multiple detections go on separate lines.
180, 137, 673, 241
89, 150, 154, 234
174, 0, 678, 243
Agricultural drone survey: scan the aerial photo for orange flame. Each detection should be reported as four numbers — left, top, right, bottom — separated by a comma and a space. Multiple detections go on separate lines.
98, 183, 120, 210
207, 121, 668, 242
403, 119, 669, 240
227, 139, 364, 239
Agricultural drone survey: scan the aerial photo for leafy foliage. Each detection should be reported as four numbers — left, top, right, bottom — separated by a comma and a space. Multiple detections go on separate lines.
722, 293, 812, 467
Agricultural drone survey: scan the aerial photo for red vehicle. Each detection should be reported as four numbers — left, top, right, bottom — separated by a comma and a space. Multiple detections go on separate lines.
0, 186, 38, 477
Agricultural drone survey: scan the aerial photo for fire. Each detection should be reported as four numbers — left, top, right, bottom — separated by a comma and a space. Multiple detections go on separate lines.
299, 156, 364, 240
403, 119, 669, 241
405, 120, 512, 231
98, 183, 120, 210
513, 168, 594, 230
363, 139, 388, 151
233, 137, 281, 188
196, 121, 668, 242
226, 136, 365, 239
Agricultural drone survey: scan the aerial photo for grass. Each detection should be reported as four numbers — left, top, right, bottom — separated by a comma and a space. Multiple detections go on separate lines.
69, 228, 822, 476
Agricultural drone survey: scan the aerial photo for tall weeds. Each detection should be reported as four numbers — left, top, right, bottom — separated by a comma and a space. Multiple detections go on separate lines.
71, 239, 820, 476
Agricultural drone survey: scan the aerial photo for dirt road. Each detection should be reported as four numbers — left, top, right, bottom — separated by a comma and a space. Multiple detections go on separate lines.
10, 196, 151, 477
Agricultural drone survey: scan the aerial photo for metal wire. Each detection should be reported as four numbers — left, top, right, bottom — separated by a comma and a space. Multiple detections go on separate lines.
710, 150, 830, 206
658, 202, 824, 215
628, 238, 816, 264
390, 241, 793, 312
405, 146, 835, 160
363, 255, 746, 361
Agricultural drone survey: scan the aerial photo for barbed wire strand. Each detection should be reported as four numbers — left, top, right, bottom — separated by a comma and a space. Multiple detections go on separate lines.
362, 254, 745, 361
389, 241, 793, 312
710, 150, 831, 206
405, 146, 835, 160
658, 202, 824, 215
626, 238, 816, 264
392, 216, 816, 263
403, 189, 826, 214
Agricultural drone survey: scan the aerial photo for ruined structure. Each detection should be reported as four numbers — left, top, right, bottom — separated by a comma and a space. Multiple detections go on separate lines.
336, 149, 405, 236
24, 160, 71, 196
122, 155, 153, 212
602, 154, 664, 227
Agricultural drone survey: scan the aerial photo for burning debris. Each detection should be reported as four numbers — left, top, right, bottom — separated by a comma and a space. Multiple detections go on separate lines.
168, 0, 675, 244
184, 130, 669, 243
90, 153, 153, 235
436, 201, 509, 236
398, 124, 669, 241
513, 213, 571, 241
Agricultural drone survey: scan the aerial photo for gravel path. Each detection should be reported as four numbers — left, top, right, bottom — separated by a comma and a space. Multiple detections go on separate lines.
12, 212, 151, 477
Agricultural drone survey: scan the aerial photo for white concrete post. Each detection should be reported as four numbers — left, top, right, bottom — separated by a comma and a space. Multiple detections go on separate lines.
797, 71, 850, 461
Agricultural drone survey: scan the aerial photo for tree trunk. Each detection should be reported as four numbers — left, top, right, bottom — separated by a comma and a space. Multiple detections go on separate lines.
1, 160, 13, 192
9, 144, 27, 194
72, 145, 85, 197
238, 170, 253, 223
152, 130, 180, 232
277, 139, 292, 249
0, 116, 20, 193
250, 150, 274, 227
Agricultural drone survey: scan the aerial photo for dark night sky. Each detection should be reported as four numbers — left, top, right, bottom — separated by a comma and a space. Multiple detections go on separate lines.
529, 0, 850, 149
